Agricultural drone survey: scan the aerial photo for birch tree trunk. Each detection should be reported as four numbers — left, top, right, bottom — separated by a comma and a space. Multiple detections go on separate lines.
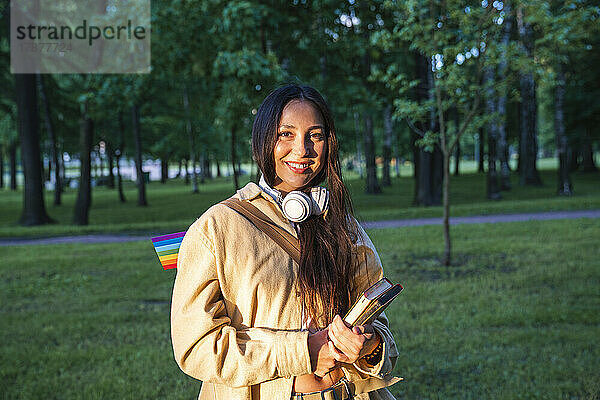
581, 128, 597, 172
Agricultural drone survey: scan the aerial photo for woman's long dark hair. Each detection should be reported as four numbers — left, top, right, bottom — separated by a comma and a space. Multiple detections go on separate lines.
252, 84, 361, 328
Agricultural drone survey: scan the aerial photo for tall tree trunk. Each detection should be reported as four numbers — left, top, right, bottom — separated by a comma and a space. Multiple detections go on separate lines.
454, 141, 460, 177
201, 152, 211, 182
60, 149, 66, 188
132, 104, 147, 206
478, 129, 485, 173
416, 147, 443, 206
417, 60, 442, 206
361, 40, 379, 193
568, 148, 580, 172
183, 85, 199, 193
10, 142, 17, 190
73, 102, 93, 225
106, 141, 115, 189
393, 125, 400, 178
116, 111, 126, 202
554, 68, 572, 195
441, 140, 451, 266
216, 159, 221, 178
363, 111, 381, 194
411, 131, 420, 205
160, 158, 168, 184
382, 104, 393, 186
0, 144, 4, 189
497, 2, 512, 190
353, 111, 364, 178
99, 150, 105, 180
412, 52, 442, 206
184, 159, 190, 184
199, 153, 206, 184
453, 108, 460, 177
230, 125, 239, 191
15, 74, 53, 225
175, 159, 182, 178
485, 68, 501, 200
581, 127, 597, 172
92, 151, 98, 181
517, 6, 542, 186
46, 159, 51, 182
581, 135, 597, 172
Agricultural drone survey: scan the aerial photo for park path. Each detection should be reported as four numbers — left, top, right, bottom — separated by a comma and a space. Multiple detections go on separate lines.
0, 209, 599, 247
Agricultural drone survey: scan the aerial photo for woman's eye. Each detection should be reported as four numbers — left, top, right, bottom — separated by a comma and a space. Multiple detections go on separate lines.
278, 131, 292, 138
311, 132, 325, 140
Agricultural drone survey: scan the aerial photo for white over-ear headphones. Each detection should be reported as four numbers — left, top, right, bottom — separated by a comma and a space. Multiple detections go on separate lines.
281, 186, 329, 223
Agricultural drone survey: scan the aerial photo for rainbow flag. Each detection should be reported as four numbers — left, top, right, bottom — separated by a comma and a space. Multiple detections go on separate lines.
151, 231, 186, 270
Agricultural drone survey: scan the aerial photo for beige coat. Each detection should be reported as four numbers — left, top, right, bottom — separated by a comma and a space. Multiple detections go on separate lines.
171, 182, 402, 400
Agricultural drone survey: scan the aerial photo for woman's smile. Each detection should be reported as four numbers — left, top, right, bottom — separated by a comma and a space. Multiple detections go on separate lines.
284, 161, 312, 173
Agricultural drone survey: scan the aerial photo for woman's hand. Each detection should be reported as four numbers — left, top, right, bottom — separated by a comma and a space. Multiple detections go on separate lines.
307, 327, 338, 377
327, 315, 381, 364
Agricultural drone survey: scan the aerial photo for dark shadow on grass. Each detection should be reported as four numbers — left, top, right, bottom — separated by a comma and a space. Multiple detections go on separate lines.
391, 252, 516, 282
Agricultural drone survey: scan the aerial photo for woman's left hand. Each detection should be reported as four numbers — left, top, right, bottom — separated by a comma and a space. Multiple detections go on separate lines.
327, 315, 381, 364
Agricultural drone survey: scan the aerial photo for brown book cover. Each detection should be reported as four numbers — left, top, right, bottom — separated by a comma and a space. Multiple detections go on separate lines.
344, 278, 403, 326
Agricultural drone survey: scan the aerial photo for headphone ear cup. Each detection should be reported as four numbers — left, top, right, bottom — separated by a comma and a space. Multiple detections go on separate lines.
281, 191, 312, 222
310, 186, 329, 216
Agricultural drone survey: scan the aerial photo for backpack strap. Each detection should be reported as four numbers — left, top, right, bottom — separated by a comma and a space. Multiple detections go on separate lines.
220, 198, 301, 265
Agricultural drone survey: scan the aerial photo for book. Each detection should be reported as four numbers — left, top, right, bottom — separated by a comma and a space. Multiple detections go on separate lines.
344, 278, 403, 326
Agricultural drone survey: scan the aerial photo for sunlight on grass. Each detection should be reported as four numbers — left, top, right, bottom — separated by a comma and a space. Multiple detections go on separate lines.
1, 219, 598, 398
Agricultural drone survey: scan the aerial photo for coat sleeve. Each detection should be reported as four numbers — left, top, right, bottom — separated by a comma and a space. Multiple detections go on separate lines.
347, 223, 399, 379
170, 216, 313, 388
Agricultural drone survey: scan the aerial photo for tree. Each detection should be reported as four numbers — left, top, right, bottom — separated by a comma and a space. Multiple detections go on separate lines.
131, 103, 147, 206
373, 1, 507, 265
211, 1, 285, 191
38, 74, 62, 205
73, 100, 93, 225
516, 5, 543, 186
485, 66, 502, 200
15, 74, 53, 225
533, 0, 600, 190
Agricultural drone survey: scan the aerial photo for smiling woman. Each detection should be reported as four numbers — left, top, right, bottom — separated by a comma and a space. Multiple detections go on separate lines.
273, 100, 328, 195
170, 84, 401, 400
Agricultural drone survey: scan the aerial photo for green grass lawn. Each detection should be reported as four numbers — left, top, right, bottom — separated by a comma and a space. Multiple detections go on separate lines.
0, 165, 599, 238
1, 219, 598, 399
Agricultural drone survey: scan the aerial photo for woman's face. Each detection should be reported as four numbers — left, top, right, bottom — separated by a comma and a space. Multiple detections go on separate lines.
272, 100, 327, 195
